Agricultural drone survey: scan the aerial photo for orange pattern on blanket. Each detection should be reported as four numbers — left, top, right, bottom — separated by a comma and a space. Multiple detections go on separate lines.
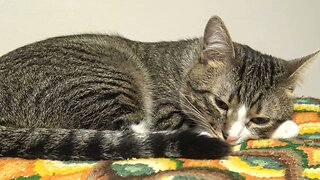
180, 158, 227, 170
297, 146, 320, 166
292, 112, 320, 125
0, 159, 95, 180
0, 159, 36, 179
247, 139, 288, 149
40, 170, 90, 180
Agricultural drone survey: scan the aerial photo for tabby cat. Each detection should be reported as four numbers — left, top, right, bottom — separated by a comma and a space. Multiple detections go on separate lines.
0, 16, 318, 160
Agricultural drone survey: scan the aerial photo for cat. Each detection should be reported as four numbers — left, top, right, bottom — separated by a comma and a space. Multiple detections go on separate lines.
0, 16, 318, 160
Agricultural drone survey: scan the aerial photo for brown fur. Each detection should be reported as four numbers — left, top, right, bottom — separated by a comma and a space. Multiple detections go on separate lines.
0, 16, 318, 160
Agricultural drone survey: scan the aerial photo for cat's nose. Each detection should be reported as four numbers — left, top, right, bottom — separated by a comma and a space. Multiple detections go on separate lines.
222, 130, 239, 144
226, 135, 239, 144
222, 131, 239, 144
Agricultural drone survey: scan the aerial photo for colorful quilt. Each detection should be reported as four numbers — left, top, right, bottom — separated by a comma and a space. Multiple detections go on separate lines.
0, 97, 319, 180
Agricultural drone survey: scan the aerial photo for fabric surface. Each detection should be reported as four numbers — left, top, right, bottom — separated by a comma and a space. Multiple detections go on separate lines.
0, 97, 319, 180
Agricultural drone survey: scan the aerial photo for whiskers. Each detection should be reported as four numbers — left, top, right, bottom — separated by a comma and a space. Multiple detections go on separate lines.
177, 90, 220, 138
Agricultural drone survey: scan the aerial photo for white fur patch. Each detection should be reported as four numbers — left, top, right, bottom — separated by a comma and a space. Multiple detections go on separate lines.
236, 127, 252, 144
238, 105, 247, 121
228, 105, 247, 139
199, 131, 213, 137
131, 122, 149, 134
271, 120, 299, 139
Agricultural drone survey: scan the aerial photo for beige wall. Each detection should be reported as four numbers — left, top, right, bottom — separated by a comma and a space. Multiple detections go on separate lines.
0, 0, 319, 97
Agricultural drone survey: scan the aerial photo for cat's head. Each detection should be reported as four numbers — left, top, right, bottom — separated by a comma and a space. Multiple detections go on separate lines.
182, 16, 319, 144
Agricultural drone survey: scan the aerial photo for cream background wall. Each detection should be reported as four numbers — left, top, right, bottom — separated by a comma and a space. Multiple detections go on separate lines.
0, 0, 319, 96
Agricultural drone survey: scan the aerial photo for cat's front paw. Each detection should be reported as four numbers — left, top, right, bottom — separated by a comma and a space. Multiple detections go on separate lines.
271, 120, 299, 139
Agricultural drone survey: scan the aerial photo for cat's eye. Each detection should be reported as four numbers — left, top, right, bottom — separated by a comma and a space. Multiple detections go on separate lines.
250, 117, 270, 125
214, 97, 228, 111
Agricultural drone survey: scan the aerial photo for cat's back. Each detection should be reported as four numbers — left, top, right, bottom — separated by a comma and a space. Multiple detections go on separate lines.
0, 34, 145, 90
0, 34, 136, 64
0, 34, 151, 129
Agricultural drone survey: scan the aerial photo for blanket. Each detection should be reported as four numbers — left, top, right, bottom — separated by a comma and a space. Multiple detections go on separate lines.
1, 97, 319, 180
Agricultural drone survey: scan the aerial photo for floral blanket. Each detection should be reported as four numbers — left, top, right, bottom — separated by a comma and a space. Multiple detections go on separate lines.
1, 97, 319, 180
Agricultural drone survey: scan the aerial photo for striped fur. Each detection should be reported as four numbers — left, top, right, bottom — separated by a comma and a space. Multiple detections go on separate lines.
0, 126, 228, 160
0, 16, 317, 160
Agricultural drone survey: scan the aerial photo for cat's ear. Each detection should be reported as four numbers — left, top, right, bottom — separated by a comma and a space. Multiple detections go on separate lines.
285, 50, 319, 90
201, 16, 235, 64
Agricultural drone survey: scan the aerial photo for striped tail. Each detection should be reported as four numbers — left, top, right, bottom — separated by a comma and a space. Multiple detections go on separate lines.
0, 126, 230, 160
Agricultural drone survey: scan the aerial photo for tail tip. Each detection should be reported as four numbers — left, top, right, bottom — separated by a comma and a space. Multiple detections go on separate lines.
177, 131, 231, 159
